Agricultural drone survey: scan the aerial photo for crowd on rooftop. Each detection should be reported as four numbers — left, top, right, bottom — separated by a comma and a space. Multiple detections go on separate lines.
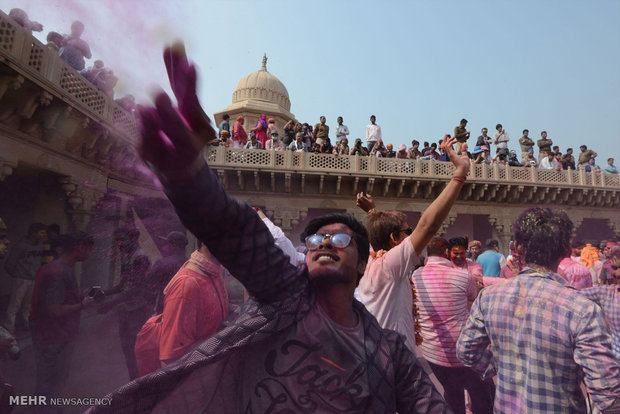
6, 8, 134, 109
216, 114, 619, 174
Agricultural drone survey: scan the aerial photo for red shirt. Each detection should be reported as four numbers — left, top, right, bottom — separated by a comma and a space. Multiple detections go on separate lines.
159, 265, 229, 362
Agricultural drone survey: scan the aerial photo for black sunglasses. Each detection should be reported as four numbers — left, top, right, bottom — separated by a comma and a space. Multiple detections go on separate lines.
399, 227, 413, 236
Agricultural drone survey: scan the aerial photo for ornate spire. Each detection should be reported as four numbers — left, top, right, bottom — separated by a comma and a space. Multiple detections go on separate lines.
261, 53, 267, 71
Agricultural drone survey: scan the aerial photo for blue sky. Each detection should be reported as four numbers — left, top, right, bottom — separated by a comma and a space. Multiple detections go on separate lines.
7, 0, 620, 164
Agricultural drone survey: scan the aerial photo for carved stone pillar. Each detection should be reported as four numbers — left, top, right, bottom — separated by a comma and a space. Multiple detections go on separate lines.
59, 177, 106, 231
0, 158, 16, 181
438, 212, 458, 236
0, 74, 24, 101
488, 215, 514, 255
264, 206, 308, 238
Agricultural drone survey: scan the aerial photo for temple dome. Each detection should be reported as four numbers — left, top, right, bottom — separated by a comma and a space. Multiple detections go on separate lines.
232, 54, 291, 111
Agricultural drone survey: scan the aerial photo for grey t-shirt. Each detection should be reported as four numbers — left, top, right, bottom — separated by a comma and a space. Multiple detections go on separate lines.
239, 302, 370, 412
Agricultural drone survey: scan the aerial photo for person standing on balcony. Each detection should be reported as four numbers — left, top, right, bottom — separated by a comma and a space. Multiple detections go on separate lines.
218, 114, 230, 139
584, 156, 600, 172
493, 124, 509, 157
518, 129, 534, 160
539, 152, 562, 170
605, 157, 618, 174
537, 131, 553, 163
231, 116, 247, 148
408, 140, 422, 159
577, 145, 598, 168
251, 114, 269, 148
244, 132, 263, 149
454, 119, 470, 154
365, 115, 382, 154
59, 21, 92, 71
313, 116, 329, 146
265, 130, 284, 151
288, 132, 307, 152
561, 147, 576, 170
334, 116, 349, 145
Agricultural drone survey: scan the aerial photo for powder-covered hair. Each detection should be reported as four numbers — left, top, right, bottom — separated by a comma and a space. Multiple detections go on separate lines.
366, 210, 407, 252
513, 207, 573, 268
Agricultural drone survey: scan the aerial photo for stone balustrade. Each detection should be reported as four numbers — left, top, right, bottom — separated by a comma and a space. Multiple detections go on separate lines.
0, 10, 139, 144
207, 146, 620, 189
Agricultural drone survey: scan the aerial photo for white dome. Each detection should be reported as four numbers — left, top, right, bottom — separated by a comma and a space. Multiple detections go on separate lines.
232, 54, 291, 111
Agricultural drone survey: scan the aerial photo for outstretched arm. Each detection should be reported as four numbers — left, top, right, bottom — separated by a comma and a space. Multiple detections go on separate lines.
138, 44, 300, 303
409, 136, 470, 253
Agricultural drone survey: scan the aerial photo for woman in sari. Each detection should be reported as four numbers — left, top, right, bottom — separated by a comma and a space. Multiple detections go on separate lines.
251, 114, 269, 148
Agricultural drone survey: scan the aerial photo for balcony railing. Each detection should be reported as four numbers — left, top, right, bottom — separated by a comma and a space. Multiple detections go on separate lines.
206, 146, 620, 189
0, 10, 139, 144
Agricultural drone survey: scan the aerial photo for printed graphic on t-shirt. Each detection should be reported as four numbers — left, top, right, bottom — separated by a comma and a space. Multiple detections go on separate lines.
241, 304, 371, 413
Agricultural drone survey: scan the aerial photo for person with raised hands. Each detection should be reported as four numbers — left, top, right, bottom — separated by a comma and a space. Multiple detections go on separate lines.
89, 43, 451, 414
355, 135, 471, 355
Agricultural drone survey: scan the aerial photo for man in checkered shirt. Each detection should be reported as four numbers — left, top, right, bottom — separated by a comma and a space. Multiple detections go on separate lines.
457, 207, 620, 413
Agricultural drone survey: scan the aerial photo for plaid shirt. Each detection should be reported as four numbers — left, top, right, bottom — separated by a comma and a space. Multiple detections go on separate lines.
581, 285, 620, 360
457, 269, 620, 413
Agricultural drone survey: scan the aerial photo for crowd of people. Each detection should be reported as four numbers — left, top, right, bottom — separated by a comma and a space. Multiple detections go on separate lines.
79, 44, 620, 413
8, 8, 124, 101
2, 25, 620, 413
216, 114, 619, 174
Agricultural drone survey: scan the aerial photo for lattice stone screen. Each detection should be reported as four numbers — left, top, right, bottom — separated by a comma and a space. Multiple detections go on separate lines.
359, 157, 369, 171
112, 105, 139, 141
274, 152, 285, 167
292, 152, 303, 168
511, 167, 532, 182
537, 169, 566, 183
604, 174, 619, 187
497, 165, 507, 180
433, 161, 454, 177
206, 147, 217, 163
27, 42, 45, 73
58, 65, 106, 116
0, 18, 16, 52
225, 148, 271, 166
308, 153, 350, 171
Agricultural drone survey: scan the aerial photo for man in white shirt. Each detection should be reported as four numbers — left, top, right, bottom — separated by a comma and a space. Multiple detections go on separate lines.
493, 123, 509, 156
335, 116, 350, 145
365, 115, 382, 154
355, 136, 471, 356
288, 132, 307, 152
539, 153, 561, 170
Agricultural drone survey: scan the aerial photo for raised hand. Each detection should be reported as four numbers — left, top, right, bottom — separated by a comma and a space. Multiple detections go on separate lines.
138, 42, 216, 175
440, 135, 470, 177
356, 192, 376, 213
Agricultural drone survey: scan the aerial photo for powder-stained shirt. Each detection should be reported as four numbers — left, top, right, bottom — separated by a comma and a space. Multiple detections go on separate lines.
239, 302, 370, 413
160, 258, 228, 362
457, 269, 620, 413
357, 239, 420, 354
580, 285, 620, 360
413, 256, 477, 367
557, 257, 592, 290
